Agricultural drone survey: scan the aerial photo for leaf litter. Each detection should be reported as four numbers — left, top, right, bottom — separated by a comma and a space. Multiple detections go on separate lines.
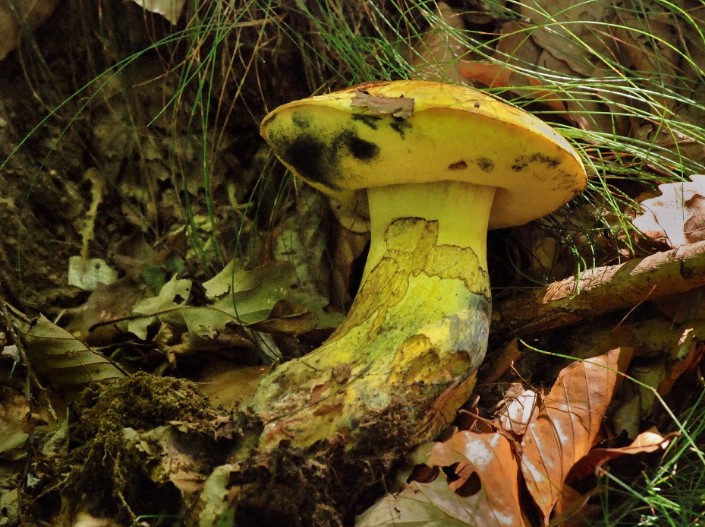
358, 347, 679, 526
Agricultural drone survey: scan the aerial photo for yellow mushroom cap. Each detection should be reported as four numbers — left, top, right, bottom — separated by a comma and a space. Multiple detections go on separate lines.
261, 80, 586, 229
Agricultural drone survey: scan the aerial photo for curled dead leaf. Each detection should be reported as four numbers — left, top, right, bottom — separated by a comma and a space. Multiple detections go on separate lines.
567, 427, 670, 483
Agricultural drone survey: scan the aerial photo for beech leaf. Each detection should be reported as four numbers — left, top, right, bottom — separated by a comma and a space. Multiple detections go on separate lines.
520, 347, 633, 522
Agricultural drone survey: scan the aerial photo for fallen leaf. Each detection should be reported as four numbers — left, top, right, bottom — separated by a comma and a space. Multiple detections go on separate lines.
206, 259, 340, 329
193, 362, 268, 408
14, 311, 127, 387
130, 0, 186, 24
128, 275, 192, 339
357, 432, 526, 527
498, 388, 539, 436
520, 347, 633, 523
411, 1, 467, 82
0, 0, 59, 60
356, 476, 487, 527
521, 0, 614, 78
0, 391, 30, 459
67, 256, 118, 291
459, 61, 572, 117
658, 330, 705, 396
610, 382, 641, 439
567, 427, 670, 483
551, 482, 602, 527
630, 357, 667, 419
632, 175, 705, 247
65, 278, 144, 345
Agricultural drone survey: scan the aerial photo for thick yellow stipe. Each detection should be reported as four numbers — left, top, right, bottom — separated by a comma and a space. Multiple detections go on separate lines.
252, 181, 493, 450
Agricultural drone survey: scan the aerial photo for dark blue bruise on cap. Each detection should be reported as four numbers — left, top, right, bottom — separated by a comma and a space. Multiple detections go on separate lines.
271, 111, 381, 190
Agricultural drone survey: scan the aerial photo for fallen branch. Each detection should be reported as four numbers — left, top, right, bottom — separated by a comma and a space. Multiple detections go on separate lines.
493, 240, 705, 338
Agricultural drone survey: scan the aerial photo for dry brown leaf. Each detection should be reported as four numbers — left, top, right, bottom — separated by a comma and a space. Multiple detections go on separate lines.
193, 362, 268, 408
633, 175, 705, 247
657, 329, 704, 397
459, 61, 572, 118
0, 0, 59, 60
551, 482, 602, 527
357, 432, 526, 526
521, 0, 616, 78
520, 347, 633, 523
652, 288, 705, 323
412, 2, 466, 82
427, 431, 526, 527
613, 6, 680, 111
566, 427, 670, 483
17, 312, 128, 387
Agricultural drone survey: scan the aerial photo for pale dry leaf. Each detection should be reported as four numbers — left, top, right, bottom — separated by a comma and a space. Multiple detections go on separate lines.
633, 175, 705, 247
131, 0, 186, 24
196, 464, 238, 527
520, 347, 633, 523
684, 195, 705, 242
498, 388, 539, 436
356, 476, 486, 527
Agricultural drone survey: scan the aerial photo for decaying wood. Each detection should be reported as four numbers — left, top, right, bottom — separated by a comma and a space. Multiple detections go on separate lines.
493, 240, 705, 339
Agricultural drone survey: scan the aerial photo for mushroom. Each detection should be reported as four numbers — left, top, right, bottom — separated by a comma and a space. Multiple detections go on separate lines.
253, 80, 586, 450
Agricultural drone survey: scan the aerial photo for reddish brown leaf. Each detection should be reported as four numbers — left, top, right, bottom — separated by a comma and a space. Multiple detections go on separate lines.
567, 428, 670, 483
426, 431, 527, 526
657, 330, 705, 397
520, 348, 633, 523
459, 61, 571, 117
551, 483, 602, 527
359, 432, 527, 526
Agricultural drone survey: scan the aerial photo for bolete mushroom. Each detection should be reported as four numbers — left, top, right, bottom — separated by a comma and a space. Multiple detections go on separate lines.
253, 80, 586, 451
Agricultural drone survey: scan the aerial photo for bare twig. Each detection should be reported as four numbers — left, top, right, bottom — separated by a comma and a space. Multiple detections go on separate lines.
493, 240, 705, 339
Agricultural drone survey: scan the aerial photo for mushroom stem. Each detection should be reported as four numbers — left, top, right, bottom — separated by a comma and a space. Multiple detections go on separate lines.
252, 179, 494, 450
365, 180, 495, 285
